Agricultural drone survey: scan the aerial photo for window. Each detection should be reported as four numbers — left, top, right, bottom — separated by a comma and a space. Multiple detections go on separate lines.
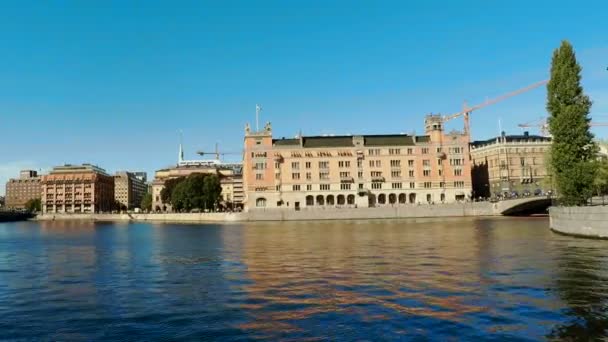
423, 170, 431, 176
409, 182, 415, 189
306, 172, 312, 180
255, 162, 267, 170
407, 148, 414, 155
307, 184, 313, 191
422, 160, 430, 167
357, 160, 363, 168
390, 160, 401, 167
292, 173, 300, 180
408, 160, 414, 167
292, 185, 301, 191
454, 181, 465, 188
369, 149, 381, 156
454, 169, 462, 176
358, 171, 364, 179
319, 161, 329, 169
256, 198, 267, 207
408, 170, 415, 177
450, 158, 464, 166
338, 161, 351, 168
439, 182, 445, 188
392, 182, 402, 189
255, 173, 264, 180
371, 182, 382, 189
371, 171, 382, 177
520, 157, 525, 166
340, 183, 351, 190
305, 162, 311, 169
391, 170, 401, 178
340, 172, 351, 178
375, 160, 381, 167
437, 159, 443, 165
438, 169, 442, 176
359, 183, 364, 189
291, 162, 300, 170
320, 184, 330, 191
275, 173, 280, 180
421, 148, 429, 154
423, 182, 432, 188
389, 148, 401, 155
319, 172, 329, 180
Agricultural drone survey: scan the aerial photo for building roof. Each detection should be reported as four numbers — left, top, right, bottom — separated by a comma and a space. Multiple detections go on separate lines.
272, 134, 429, 148
471, 133, 551, 148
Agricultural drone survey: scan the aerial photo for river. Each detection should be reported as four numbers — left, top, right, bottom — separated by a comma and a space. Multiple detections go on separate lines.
1, 218, 607, 340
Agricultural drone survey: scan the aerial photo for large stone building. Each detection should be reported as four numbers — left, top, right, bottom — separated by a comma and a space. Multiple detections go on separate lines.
114, 171, 148, 210
5, 170, 41, 209
470, 132, 552, 198
242, 116, 473, 210
41, 164, 115, 214
151, 144, 243, 212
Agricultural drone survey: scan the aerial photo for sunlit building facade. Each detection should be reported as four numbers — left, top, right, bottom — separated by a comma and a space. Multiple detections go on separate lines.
243, 116, 473, 210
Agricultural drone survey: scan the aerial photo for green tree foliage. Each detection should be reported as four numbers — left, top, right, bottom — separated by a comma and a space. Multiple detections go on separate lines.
160, 176, 184, 204
594, 159, 608, 196
169, 173, 223, 212
547, 41, 597, 206
25, 198, 41, 212
140, 193, 153, 211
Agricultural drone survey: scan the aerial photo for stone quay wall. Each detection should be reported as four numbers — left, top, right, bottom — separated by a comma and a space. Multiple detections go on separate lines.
35, 202, 497, 223
549, 206, 608, 238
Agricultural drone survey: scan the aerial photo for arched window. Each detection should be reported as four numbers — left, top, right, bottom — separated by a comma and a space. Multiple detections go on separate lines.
337, 195, 345, 205
256, 197, 267, 207
388, 194, 397, 204
316, 195, 325, 206
426, 194, 432, 203
347, 195, 355, 205
409, 193, 416, 204
398, 193, 406, 204
306, 195, 314, 206
327, 195, 335, 205
378, 194, 386, 204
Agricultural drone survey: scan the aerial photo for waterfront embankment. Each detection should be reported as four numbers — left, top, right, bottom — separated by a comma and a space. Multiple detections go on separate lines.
0, 211, 34, 222
550, 206, 608, 238
35, 202, 499, 223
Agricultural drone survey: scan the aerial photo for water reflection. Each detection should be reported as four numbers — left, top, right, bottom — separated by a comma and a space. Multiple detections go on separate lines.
548, 238, 608, 340
1, 218, 608, 340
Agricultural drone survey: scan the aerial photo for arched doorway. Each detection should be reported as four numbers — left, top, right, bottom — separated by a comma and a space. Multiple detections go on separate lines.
306, 195, 314, 206
347, 194, 355, 205
398, 193, 406, 204
368, 194, 376, 207
378, 194, 386, 205
326, 195, 335, 205
426, 194, 432, 203
155, 205, 161, 212
389, 193, 397, 204
316, 195, 325, 206
256, 197, 267, 207
409, 193, 416, 204
440, 193, 446, 202
337, 195, 345, 205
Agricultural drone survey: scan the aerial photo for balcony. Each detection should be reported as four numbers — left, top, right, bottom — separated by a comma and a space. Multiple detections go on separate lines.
340, 176, 355, 183
371, 176, 385, 182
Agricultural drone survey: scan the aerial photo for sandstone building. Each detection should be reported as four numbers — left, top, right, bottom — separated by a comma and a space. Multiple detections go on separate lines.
242, 116, 473, 210
5, 170, 41, 209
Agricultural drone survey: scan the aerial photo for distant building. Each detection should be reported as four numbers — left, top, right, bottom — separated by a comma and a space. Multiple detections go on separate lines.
41, 164, 115, 214
470, 132, 552, 198
5, 170, 41, 209
151, 143, 243, 212
242, 116, 473, 210
114, 171, 148, 210
0, 196, 4, 208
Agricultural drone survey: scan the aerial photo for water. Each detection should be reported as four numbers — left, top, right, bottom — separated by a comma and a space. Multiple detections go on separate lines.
1, 218, 607, 341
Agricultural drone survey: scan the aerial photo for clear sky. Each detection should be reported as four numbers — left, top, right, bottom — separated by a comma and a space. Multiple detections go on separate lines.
1, 0, 607, 194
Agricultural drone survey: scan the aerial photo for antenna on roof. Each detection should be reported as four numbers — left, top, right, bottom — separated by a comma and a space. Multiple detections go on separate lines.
255, 104, 262, 131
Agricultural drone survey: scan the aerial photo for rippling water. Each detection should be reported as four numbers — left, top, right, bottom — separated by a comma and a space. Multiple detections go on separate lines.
1, 218, 607, 340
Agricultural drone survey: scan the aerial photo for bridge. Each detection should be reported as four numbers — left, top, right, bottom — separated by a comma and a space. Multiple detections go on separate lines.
494, 196, 554, 216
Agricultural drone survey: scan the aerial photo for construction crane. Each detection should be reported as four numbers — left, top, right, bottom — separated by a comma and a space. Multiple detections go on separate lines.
196, 143, 242, 161
440, 80, 549, 137
518, 117, 608, 137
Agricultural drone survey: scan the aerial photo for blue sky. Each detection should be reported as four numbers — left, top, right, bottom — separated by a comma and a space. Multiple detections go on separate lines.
1, 0, 607, 194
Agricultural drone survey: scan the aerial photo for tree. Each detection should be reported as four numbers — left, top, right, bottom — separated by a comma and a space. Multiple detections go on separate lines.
25, 198, 41, 212
202, 174, 222, 210
594, 159, 608, 196
140, 193, 152, 211
161, 176, 185, 204
547, 41, 597, 206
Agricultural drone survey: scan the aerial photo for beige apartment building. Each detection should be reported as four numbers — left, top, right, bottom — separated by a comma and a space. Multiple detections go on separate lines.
42, 164, 115, 214
470, 132, 552, 198
5, 170, 41, 209
152, 163, 243, 212
242, 116, 473, 210
114, 171, 148, 210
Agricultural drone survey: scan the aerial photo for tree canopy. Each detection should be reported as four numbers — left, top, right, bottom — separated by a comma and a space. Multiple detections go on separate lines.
169, 173, 222, 212
547, 41, 597, 206
161, 176, 185, 204
25, 198, 41, 212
